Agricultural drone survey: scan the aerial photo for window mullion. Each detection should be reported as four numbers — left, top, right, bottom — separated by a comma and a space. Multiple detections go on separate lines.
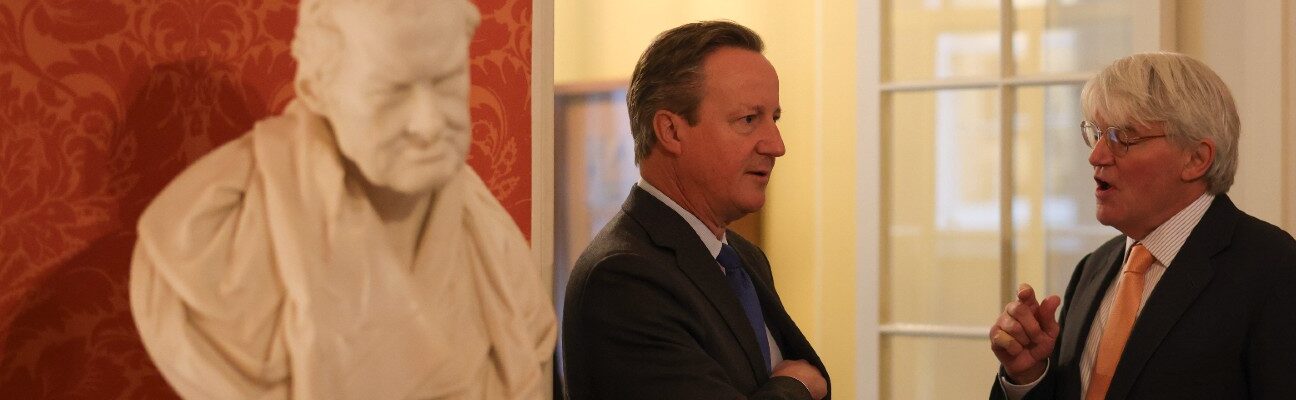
999, 0, 1018, 304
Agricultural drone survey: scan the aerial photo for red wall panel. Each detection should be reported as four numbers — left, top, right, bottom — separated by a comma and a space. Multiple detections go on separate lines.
0, 0, 532, 396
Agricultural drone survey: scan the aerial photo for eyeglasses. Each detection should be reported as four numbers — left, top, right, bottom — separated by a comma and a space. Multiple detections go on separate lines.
1080, 121, 1167, 156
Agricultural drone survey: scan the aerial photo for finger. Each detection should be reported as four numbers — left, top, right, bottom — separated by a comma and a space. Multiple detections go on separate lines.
1037, 295, 1062, 337
1016, 283, 1039, 307
996, 312, 1032, 346
990, 329, 1023, 356
991, 346, 1020, 360
1006, 301, 1043, 343
1025, 296, 1063, 361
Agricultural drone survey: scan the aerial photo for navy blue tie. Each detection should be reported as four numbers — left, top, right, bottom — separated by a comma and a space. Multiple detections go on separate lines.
717, 243, 771, 372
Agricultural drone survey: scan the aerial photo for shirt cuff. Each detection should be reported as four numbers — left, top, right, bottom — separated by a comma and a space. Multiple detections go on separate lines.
998, 362, 1048, 400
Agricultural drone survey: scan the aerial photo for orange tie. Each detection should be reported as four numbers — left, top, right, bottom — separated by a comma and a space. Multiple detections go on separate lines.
1086, 243, 1155, 400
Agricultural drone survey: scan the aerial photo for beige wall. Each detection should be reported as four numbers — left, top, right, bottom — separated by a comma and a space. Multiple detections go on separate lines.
556, 0, 861, 397
1176, 0, 1295, 231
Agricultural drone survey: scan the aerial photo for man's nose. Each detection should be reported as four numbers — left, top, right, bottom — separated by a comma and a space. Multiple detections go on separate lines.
1088, 137, 1113, 166
759, 122, 786, 157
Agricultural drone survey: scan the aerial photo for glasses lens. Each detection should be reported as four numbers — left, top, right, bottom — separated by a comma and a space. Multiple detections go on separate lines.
1105, 127, 1127, 155
1081, 122, 1099, 148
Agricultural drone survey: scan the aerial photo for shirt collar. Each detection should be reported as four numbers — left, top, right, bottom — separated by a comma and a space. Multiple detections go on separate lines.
638, 179, 726, 258
1124, 193, 1215, 267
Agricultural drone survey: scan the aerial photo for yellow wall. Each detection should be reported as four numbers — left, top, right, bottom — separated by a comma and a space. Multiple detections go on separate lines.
556, 1, 860, 397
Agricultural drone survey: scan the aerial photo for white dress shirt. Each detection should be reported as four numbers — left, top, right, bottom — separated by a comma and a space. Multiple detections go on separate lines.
1001, 193, 1215, 399
638, 179, 785, 370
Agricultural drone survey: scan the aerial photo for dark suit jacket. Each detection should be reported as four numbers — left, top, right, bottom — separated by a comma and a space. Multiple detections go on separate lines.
991, 195, 1296, 399
563, 186, 830, 400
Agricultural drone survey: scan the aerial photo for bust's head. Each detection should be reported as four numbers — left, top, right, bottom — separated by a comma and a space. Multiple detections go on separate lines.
291, 0, 480, 194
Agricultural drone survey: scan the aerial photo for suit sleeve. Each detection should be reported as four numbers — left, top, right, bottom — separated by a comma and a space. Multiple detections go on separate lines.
564, 252, 812, 400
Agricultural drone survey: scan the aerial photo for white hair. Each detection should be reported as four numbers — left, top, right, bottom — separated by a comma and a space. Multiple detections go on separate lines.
290, 0, 480, 113
1081, 51, 1240, 194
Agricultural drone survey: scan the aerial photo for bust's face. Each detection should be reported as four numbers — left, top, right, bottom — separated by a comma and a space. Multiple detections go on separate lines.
321, 1, 472, 194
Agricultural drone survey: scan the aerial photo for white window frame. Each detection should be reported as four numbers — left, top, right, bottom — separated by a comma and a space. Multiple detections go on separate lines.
854, 1, 1175, 398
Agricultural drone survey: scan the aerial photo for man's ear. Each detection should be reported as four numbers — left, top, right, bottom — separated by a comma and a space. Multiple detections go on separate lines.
1182, 138, 1215, 182
652, 110, 684, 156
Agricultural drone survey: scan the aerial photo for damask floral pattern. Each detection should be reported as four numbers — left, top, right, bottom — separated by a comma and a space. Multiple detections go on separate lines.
0, 0, 532, 396
469, 0, 532, 236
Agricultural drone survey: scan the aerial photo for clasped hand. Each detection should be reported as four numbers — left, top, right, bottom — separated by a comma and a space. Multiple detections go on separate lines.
772, 359, 828, 399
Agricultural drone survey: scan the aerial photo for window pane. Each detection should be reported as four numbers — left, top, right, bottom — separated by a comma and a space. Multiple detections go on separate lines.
1013, 0, 1133, 75
1011, 85, 1119, 296
885, 0, 1001, 81
884, 89, 1001, 326
881, 335, 999, 400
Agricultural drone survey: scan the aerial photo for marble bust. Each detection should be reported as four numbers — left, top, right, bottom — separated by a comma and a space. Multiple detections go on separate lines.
129, 0, 555, 398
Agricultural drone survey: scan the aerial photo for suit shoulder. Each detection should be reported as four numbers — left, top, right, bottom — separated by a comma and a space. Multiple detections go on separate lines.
570, 243, 663, 287
566, 213, 685, 295
573, 212, 657, 269
1227, 211, 1296, 281
1232, 211, 1296, 251
564, 246, 682, 317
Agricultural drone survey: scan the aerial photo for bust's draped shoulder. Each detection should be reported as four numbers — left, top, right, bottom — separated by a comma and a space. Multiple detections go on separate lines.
457, 170, 558, 398
130, 103, 554, 399
131, 128, 290, 399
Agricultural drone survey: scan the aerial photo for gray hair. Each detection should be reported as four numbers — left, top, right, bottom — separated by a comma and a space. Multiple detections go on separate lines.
290, 0, 480, 112
1081, 51, 1240, 194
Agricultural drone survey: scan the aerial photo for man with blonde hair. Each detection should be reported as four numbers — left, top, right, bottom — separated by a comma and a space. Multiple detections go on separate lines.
130, 0, 555, 398
988, 52, 1296, 399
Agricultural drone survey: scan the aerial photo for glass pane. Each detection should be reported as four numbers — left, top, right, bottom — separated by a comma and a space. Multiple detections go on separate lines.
884, 89, 1001, 326
881, 335, 1000, 400
1012, 85, 1119, 297
1013, 0, 1133, 75
885, 0, 1001, 81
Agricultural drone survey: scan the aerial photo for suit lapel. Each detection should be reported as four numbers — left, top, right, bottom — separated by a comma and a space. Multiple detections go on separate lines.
1060, 240, 1124, 374
742, 249, 814, 364
730, 242, 790, 349
1106, 196, 1236, 400
623, 187, 769, 380
741, 245, 777, 339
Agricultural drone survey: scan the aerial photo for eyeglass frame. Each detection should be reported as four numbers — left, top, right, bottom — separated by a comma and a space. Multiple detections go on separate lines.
1080, 120, 1168, 156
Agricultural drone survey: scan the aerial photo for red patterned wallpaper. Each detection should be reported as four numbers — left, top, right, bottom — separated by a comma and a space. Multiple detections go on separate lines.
0, 0, 532, 397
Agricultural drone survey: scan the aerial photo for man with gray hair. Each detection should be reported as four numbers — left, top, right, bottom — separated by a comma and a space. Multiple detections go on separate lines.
988, 52, 1296, 399
130, 0, 555, 398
